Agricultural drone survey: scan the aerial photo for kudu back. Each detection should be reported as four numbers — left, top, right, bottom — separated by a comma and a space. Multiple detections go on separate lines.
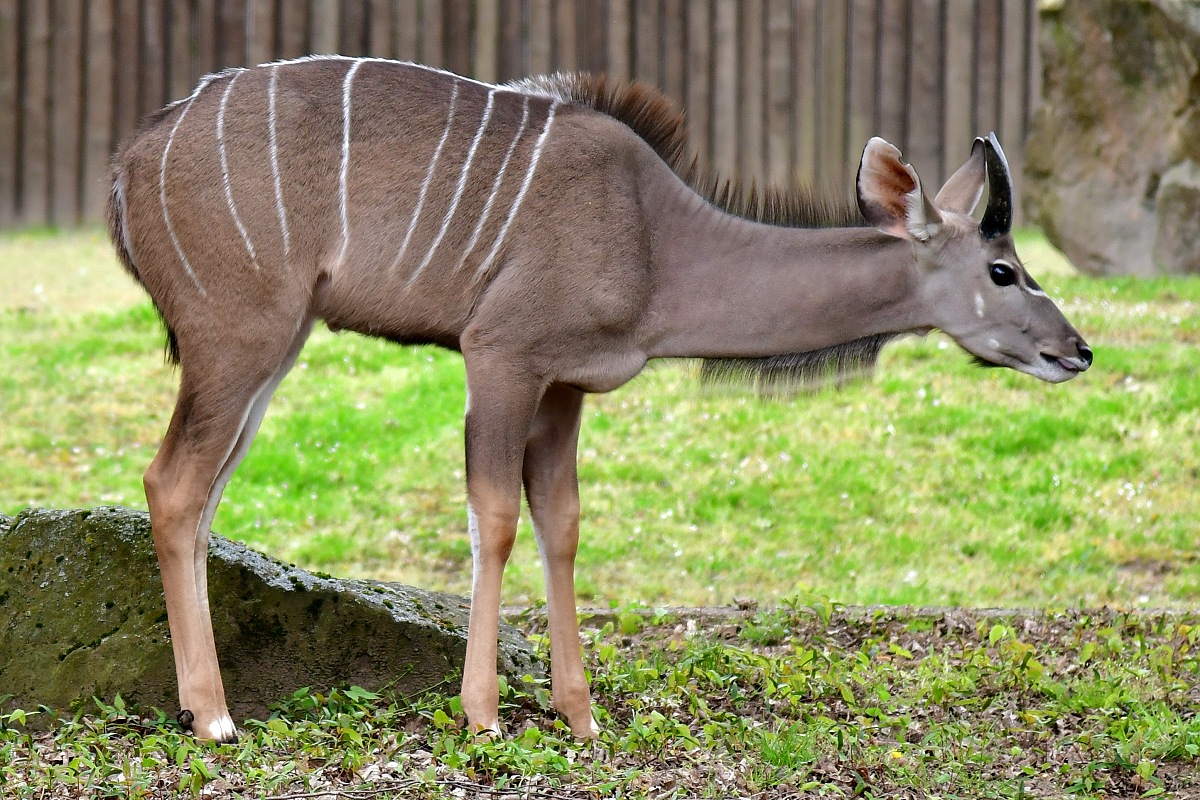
108, 56, 1091, 741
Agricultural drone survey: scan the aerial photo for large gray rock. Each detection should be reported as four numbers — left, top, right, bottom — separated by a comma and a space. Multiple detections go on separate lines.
0, 508, 538, 722
1025, 0, 1200, 276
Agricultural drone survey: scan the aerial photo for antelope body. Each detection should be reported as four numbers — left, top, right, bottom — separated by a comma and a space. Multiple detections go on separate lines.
108, 56, 1091, 742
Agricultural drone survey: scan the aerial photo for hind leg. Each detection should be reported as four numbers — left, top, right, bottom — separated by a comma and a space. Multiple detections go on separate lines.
522, 384, 597, 738
189, 317, 315, 694
144, 317, 313, 742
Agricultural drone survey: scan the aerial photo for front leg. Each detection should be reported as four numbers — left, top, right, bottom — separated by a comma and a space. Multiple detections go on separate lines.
460, 354, 545, 735
522, 383, 598, 738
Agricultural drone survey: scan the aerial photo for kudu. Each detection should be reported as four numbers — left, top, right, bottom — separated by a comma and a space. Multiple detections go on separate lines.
107, 56, 1091, 742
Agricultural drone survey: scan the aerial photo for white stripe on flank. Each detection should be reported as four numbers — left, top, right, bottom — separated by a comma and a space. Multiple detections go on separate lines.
268, 65, 290, 259
474, 101, 558, 282
159, 94, 207, 296
456, 96, 530, 272
335, 58, 366, 271
390, 80, 461, 273
407, 87, 498, 286
217, 70, 260, 268
260, 54, 499, 92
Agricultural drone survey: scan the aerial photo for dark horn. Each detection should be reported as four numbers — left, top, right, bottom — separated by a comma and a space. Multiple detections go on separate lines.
980, 132, 1013, 240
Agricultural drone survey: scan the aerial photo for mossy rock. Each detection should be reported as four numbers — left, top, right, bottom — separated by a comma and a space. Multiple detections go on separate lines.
0, 508, 538, 723
1025, 0, 1200, 275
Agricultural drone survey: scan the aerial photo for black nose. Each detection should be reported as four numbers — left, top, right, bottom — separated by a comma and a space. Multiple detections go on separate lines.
1078, 343, 1093, 367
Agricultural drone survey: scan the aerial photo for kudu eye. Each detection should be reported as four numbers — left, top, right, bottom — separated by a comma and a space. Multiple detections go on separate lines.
989, 262, 1017, 287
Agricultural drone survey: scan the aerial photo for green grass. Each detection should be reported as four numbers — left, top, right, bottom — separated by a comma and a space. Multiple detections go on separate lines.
3, 227, 1200, 609
3, 607, 1198, 798
4, 227, 1200, 797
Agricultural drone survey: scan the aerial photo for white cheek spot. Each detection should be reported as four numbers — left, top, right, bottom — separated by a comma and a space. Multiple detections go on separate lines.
988, 338, 1000, 350
974, 292, 985, 318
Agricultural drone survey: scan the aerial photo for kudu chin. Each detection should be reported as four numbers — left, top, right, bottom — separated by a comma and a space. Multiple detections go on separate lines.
107, 57, 1090, 742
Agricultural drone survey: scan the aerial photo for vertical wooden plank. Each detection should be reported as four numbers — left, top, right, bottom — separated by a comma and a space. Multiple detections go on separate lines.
497, 0, 523, 80
942, 0, 974, 176
793, 0, 818, 182
844, 0, 876, 168
633, 0, 659, 86
710, 0, 736, 174
473, 0, 498, 81
141, 0, 166, 117
420, 0, 445, 66
51, 0, 85, 224
0, 0, 19, 225
113, 0, 141, 149
739, 0, 764, 180
279, 0, 310, 59
660, 0, 684, 107
765, 0, 792, 184
685, 0, 710, 167
248, 0, 277, 63
167, 0, 192, 100
974, 0, 1001, 135
906, 0, 942, 187
393, 0, 418, 60
553, 0, 576, 71
311, 0, 341, 54
220, 0, 249, 66
1025, 0, 1040, 122
21, 0, 50, 224
528, 0, 552, 74
1000, 0, 1026, 220
607, 0, 631, 81
444, 0, 471, 75
816, 0, 848, 185
342, 0, 368, 55
578, 0, 608, 73
83, 0, 117, 222
369, 0, 393, 55
194, 0, 219, 74
875, 0, 909, 148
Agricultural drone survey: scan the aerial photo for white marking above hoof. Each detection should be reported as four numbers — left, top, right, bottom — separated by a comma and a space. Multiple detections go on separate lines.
196, 713, 238, 743
571, 715, 600, 740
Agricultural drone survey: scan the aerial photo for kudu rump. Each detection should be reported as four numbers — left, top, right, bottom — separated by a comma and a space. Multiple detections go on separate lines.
108, 56, 1091, 741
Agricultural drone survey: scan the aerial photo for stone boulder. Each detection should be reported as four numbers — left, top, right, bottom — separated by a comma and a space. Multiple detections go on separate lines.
0, 508, 538, 723
1024, 0, 1200, 276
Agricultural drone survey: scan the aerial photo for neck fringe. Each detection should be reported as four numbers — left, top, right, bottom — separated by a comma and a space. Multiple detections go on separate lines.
514, 72, 892, 391
510, 72, 866, 229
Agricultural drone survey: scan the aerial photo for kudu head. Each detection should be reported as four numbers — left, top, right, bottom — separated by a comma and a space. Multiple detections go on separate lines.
856, 133, 1092, 383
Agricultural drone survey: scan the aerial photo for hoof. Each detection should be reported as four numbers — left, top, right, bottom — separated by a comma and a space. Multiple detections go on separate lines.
179, 708, 238, 743
471, 722, 502, 741
570, 716, 601, 740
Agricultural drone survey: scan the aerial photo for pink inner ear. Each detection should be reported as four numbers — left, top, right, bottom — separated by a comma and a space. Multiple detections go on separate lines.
859, 142, 923, 238
869, 156, 916, 218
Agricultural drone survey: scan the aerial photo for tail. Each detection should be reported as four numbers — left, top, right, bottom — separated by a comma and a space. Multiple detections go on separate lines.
107, 162, 181, 366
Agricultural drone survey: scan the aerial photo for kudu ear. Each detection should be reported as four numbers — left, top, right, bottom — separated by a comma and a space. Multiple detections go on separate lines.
856, 137, 943, 243
979, 132, 1013, 240
933, 137, 986, 215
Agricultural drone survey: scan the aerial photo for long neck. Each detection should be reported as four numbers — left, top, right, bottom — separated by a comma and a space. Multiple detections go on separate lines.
640, 170, 927, 360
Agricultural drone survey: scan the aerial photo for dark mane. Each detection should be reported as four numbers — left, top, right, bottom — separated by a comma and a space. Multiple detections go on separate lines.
512, 72, 890, 392
510, 72, 866, 229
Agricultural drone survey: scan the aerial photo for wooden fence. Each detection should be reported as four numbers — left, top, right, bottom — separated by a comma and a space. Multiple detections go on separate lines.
0, 0, 1039, 228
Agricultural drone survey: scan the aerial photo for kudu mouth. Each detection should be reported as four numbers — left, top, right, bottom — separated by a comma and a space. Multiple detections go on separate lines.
1042, 343, 1093, 375
970, 342, 1093, 382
